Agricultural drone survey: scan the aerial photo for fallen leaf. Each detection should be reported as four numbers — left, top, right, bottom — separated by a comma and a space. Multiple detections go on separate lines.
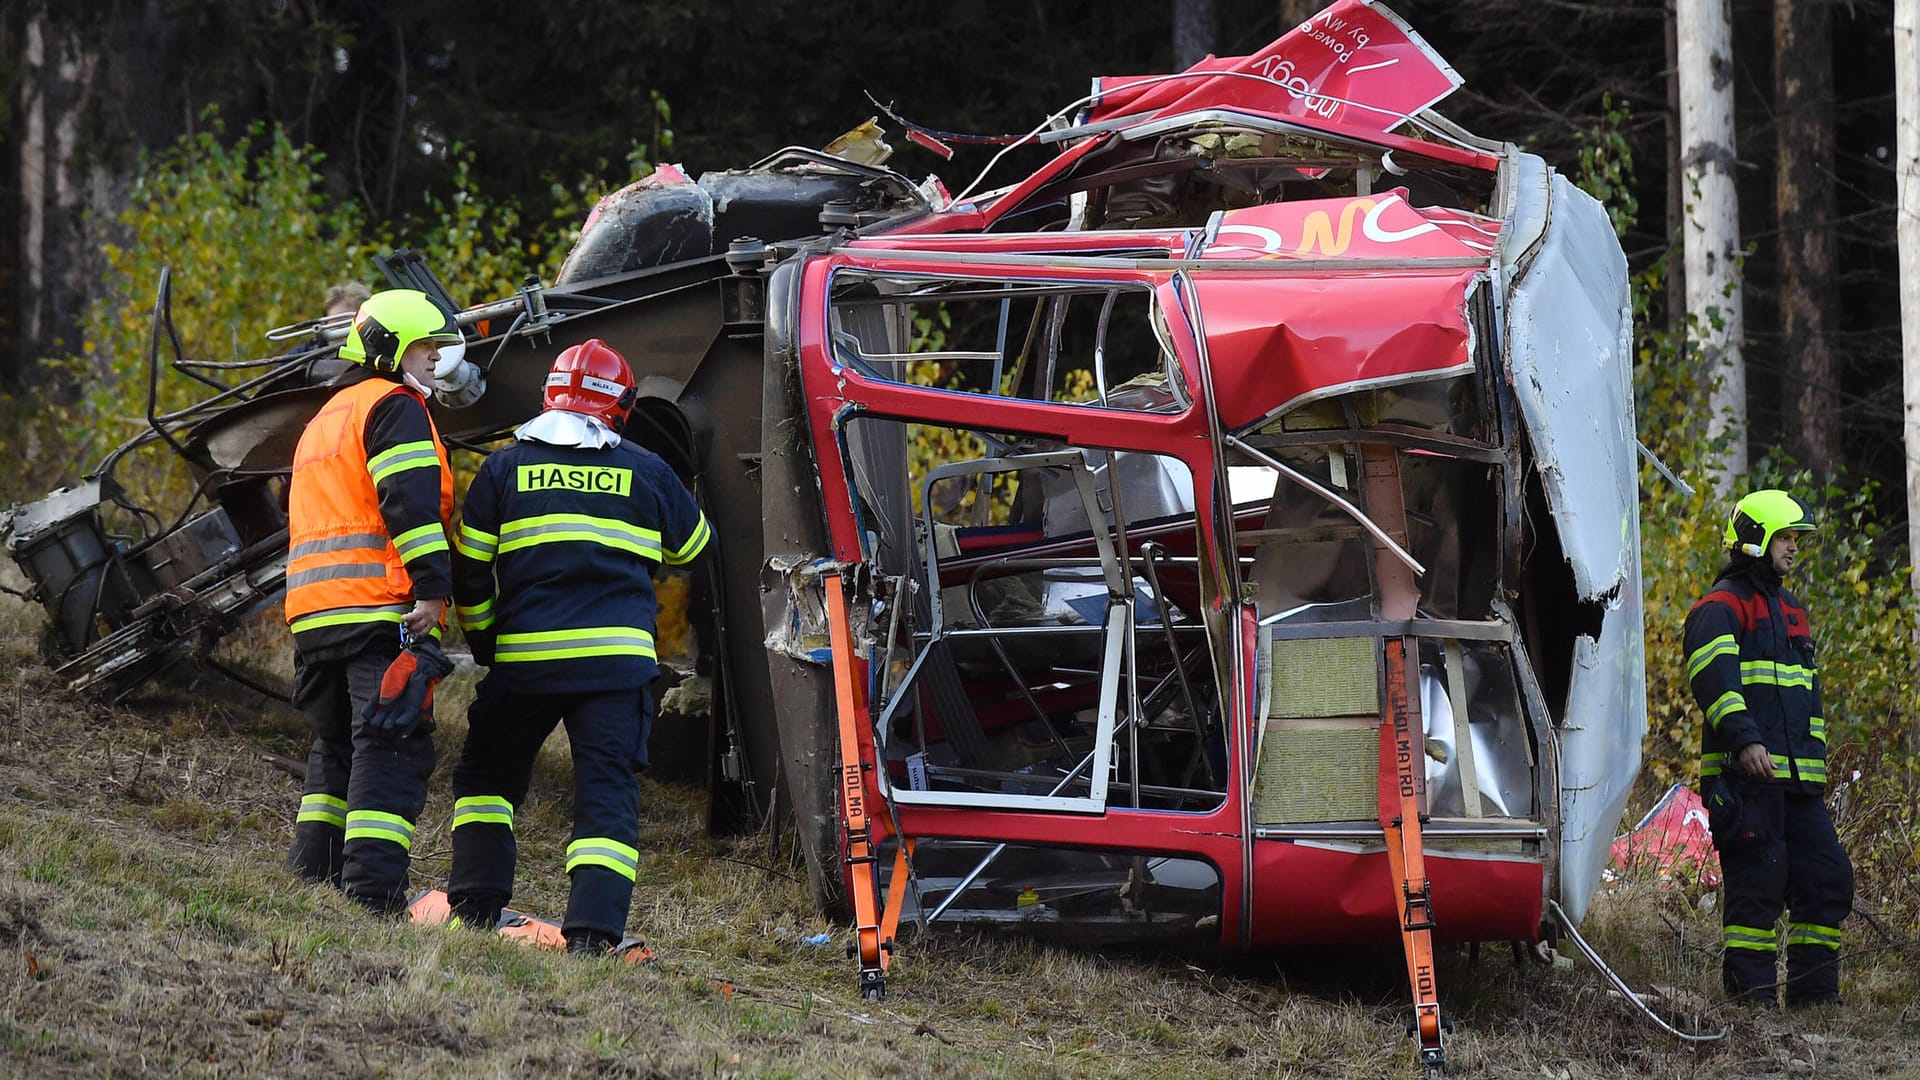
24, 952, 38, 980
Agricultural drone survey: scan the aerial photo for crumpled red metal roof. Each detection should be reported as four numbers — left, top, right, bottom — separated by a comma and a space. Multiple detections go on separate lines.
1087, 0, 1463, 143
1173, 265, 1478, 432
1175, 190, 1492, 431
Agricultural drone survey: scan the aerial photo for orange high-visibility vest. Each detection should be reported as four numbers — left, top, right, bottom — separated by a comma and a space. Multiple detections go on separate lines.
285, 379, 454, 635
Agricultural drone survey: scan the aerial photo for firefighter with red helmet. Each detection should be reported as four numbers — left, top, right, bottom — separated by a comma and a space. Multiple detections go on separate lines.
1684, 489, 1852, 1005
446, 338, 710, 954
285, 288, 460, 912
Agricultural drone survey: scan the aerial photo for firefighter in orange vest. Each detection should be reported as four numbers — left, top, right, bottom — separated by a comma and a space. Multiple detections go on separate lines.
445, 339, 710, 954
285, 288, 460, 913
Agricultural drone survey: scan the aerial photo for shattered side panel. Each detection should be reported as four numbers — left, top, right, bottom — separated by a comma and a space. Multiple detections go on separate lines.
759, 260, 848, 913
1503, 171, 1635, 595
1501, 166, 1643, 923
1556, 583, 1645, 922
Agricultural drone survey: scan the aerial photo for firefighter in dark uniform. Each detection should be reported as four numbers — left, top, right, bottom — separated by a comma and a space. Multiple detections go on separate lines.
446, 339, 710, 955
285, 288, 460, 913
1685, 489, 1852, 1005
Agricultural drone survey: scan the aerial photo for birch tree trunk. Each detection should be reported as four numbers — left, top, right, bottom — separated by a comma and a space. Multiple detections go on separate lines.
1895, 0, 1920, 605
1173, 0, 1217, 70
1677, 0, 1748, 484
1776, 0, 1839, 474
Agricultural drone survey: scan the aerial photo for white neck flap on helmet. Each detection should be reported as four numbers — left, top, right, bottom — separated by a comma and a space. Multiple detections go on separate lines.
514, 409, 622, 450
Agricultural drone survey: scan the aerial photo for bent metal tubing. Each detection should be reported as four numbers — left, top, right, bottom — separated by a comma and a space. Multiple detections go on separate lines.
1547, 900, 1729, 1043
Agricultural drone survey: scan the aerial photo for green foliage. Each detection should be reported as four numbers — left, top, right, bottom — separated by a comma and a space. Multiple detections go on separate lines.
66, 120, 369, 508
901, 305, 1097, 524
1630, 270, 1918, 930
5, 113, 612, 513
1577, 105, 1919, 927
1574, 95, 1639, 240
1637, 393, 1920, 925
903, 304, 1013, 523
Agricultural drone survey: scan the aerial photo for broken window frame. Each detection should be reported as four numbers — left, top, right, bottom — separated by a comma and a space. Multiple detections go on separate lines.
827, 270, 1193, 415
842, 424, 1230, 816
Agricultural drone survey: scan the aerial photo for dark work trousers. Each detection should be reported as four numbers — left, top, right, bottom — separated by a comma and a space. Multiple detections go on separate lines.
1711, 778, 1853, 1004
288, 641, 437, 913
446, 678, 650, 938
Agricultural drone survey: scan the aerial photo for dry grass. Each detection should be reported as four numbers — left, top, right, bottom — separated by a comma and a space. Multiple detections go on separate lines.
0, 591, 1917, 1078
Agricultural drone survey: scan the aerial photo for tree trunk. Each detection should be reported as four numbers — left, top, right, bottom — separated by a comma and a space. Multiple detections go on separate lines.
1665, 0, 1687, 341
1173, 0, 1217, 70
1677, 0, 1748, 484
14, 15, 99, 387
0, 17, 16, 390
17, 16, 50, 387
1895, 0, 1920, 608
1776, 0, 1839, 474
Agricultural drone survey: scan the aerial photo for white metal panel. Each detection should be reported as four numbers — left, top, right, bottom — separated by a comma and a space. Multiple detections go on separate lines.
1495, 151, 1550, 272
1554, 581, 1646, 923
1501, 170, 1644, 923
1504, 173, 1636, 599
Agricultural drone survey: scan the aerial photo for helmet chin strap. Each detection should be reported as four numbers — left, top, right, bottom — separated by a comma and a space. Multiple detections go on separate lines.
402, 370, 434, 396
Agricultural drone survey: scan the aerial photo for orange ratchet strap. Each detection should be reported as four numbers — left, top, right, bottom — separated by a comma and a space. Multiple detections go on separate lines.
1381, 637, 1445, 1074
1361, 442, 1446, 1075
824, 572, 900, 1000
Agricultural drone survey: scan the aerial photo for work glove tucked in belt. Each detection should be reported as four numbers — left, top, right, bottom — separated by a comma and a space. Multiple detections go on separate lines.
364, 631, 456, 740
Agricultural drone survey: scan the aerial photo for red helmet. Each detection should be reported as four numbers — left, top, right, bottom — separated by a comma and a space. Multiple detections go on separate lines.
543, 338, 637, 427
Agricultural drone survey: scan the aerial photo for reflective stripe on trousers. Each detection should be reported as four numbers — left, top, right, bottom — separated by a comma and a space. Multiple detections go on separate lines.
297, 792, 348, 829
1724, 924, 1778, 952
566, 837, 640, 881
451, 795, 514, 831
345, 809, 416, 851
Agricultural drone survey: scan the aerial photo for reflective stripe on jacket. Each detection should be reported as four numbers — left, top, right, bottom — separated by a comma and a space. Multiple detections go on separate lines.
1684, 569, 1828, 793
286, 378, 454, 647
452, 437, 709, 692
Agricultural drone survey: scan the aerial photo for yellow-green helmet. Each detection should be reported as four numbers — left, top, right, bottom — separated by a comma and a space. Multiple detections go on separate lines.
1724, 489, 1815, 558
339, 289, 461, 372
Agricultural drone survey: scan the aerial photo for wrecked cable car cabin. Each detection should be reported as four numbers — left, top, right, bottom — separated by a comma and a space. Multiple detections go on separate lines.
747, 11, 1641, 1068
2, 4, 1640, 1070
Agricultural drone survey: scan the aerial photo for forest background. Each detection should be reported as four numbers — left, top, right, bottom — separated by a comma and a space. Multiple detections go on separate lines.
0, 0, 1913, 922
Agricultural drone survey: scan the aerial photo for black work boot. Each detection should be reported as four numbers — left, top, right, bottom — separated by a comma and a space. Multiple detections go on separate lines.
1785, 943, 1842, 1007
288, 827, 344, 888
565, 928, 620, 956
1723, 953, 1780, 1007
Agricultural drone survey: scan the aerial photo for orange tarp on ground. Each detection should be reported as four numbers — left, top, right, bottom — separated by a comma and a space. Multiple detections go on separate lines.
407, 889, 652, 963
